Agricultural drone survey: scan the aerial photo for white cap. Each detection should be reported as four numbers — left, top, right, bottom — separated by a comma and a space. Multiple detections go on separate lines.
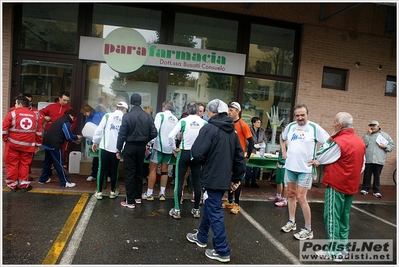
228, 101, 241, 111
117, 101, 128, 109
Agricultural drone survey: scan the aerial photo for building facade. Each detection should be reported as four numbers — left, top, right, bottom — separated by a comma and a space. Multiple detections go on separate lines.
2, 3, 397, 184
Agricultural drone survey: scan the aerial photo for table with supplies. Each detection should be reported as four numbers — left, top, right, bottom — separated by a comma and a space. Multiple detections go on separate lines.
246, 153, 278, 180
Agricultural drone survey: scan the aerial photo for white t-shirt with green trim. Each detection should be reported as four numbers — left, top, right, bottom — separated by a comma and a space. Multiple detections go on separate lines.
281, 121, 329, 173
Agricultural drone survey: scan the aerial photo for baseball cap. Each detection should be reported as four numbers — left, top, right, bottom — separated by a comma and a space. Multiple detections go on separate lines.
117, 101, 128, 109
368, 120, 379, 126
228, 102, 241, 111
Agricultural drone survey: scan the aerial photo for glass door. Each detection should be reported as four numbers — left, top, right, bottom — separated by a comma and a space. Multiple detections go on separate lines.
17, 59, 74, 161
20, 59, 73, 111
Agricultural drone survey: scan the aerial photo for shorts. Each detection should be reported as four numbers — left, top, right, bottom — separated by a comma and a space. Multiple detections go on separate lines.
275, 165, 286, 185
150, 150, 172, 164
284, 169, 313, 189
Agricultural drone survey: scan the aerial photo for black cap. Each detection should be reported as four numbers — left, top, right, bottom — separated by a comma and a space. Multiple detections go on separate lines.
130, 93, 142, 106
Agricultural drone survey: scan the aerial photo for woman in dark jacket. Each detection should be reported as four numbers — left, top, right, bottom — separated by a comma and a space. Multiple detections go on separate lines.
245, 116, 269, 187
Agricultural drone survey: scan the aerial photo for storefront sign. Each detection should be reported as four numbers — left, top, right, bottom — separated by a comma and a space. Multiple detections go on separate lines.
102, 28, 148, 73
80, 33, 246, 75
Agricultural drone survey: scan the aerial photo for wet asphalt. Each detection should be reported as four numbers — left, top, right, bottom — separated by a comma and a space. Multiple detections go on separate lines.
2, 190, 397, 265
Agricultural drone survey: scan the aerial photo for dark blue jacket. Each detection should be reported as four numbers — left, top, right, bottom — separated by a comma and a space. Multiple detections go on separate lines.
43, 114, 79, 150
191, 113, 246, 190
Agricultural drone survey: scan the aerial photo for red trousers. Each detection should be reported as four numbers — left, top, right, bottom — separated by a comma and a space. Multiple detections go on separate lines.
4, 143, 33, 189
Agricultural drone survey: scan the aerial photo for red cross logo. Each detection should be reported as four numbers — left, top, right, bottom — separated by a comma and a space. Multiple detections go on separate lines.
20, 118, 33, 129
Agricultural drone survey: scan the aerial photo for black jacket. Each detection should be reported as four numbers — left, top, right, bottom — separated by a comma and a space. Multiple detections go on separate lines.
43, 113, 78, 149
116, 106, 157, 151
191, 113, 246, 190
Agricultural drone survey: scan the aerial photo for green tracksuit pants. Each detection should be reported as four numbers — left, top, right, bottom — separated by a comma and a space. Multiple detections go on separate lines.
324, 186, 354, 254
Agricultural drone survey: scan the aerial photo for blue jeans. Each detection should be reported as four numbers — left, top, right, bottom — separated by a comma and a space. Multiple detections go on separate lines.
39, 148, 71, 187
197, 188, 230, 257
245, 166, 259, 184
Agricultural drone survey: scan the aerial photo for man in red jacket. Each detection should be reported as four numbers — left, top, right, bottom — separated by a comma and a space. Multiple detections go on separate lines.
39, 91, 76, 132
3, 96, 43, 192
39, 91, 76, 168
10, 93, 38, 181
311, 112, 366, 262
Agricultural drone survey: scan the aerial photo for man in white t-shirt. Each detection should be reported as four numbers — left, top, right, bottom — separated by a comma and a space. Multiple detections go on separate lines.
280, 104, 330, 241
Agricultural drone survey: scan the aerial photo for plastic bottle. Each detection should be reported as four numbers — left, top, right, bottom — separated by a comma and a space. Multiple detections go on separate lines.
259, 141, 265, 157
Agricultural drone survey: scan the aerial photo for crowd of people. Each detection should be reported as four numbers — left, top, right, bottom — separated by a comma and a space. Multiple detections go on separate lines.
2, 92, 395, 263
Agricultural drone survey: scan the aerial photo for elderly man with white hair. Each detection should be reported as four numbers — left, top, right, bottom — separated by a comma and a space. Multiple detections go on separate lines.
185, 99, 246, 263
311, 112, 366, 262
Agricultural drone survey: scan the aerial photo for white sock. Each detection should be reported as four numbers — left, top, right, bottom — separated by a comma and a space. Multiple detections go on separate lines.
147, 189, 153, 195
160, 187, 166, 195
289, 218, 295, 223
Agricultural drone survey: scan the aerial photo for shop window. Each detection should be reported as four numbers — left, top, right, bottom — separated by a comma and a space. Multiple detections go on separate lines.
174, 13, 238, 52
322, 67, 348, 90
166, 70, 236, 119
20, 3, 79, 53
85, 62, 160, 114
385, 75, 396, 97
243, 77, 293, 137
92, 4, 161, 42
248, 24, 295, 77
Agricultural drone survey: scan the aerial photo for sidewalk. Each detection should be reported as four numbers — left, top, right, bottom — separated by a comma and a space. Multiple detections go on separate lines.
3, 167, 397, 203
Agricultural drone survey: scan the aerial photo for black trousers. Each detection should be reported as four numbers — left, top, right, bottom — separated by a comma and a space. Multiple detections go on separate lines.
362, 163, 383, 193
97, 149, 119, 192
123, 143, 146, 204
174, 150, 201, 209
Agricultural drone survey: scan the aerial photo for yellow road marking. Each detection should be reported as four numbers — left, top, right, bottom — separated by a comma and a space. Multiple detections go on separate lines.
2, 188, 83, 195
41, 193, 89, 264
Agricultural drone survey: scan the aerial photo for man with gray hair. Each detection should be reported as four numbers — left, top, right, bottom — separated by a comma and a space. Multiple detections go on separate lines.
186, 99, 245, 262
311, 112, 366, 262
143, 100, 178, 202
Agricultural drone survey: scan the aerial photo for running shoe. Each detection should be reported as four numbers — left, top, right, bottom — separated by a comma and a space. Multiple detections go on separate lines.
191, 208, 200, 218
281, 220, 296, 232
142, 192, 154, 201
95, 191, 103, 200
109, 191, 119, 199
275, 198, 288, 207
186, 230, 207, 247
230, 204, 240, 214
205, 249, 230, 263
169, 208, 181, 219
294, 228, 314, 240
159, 194, 166, 201
120, 200, 135, 209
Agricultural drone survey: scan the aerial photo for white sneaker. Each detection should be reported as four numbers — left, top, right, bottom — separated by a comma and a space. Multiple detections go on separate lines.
294, 228, 314, 240
86, 176, 96, 182
64, 182, 76, 188
109, 191, 119, 199
38, 178, 51, 184
281, 220, 296, 232
95, 191, 103, 200
107, 177, 111, 182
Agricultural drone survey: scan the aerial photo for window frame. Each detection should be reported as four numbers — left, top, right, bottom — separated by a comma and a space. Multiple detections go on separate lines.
385, 75, 396, 97
322, 66, 348, 91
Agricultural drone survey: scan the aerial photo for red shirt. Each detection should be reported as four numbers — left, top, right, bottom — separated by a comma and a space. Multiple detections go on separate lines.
39, 101, 76, 132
